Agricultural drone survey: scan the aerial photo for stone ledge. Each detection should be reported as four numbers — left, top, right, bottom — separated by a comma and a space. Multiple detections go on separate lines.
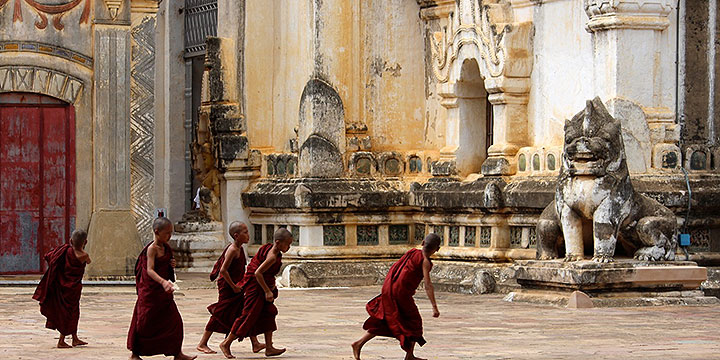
505, 289, 720, 307
242, 175, 720, 213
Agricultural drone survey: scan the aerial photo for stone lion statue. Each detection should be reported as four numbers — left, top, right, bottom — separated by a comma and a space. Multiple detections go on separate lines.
536, 97, 677, 262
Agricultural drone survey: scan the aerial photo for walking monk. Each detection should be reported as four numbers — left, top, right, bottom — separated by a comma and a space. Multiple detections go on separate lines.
32, 229, 92, 348
196, 221, 265, 354
219, 228, 293, 358
352, 233, 442, 360
127, 217, 196, 360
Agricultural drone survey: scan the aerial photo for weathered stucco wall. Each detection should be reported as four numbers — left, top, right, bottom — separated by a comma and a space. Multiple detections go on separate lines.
526, 0, 594, 148
0, 1, 94, 232
244, 0, 429, 157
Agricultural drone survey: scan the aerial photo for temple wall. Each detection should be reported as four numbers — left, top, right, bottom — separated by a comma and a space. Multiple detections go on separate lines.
0, 0, 187, 275
0, 1, 94, 234
526, 0, 594, 148
219, 0, 720, 262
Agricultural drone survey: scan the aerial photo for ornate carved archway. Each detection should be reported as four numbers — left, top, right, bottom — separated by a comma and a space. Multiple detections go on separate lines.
423, 0, 533, 175
0, 66, 84, 104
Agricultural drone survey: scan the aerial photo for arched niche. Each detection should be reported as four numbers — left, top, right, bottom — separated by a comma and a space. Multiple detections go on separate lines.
454, 59, 490, 176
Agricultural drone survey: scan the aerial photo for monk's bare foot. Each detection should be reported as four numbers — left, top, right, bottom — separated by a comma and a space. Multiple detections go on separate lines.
173, 352, 197, 360
219, 340, 235, 359
404, 356, 426, 360
57, 339, 72, 348
72, 338, 88, 346
196, 344, 216, 354
129, 354, 143, 360
252, 342, 266, 353
265, 346, 286, 357
351, 341, 362, 360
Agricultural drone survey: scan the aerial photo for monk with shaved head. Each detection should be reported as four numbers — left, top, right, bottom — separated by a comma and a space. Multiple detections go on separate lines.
127, 217, 195, 360
197, 221, 264, 354
33, 229, 92, 348
352, 233, 442, 360
219, 228, 293, 358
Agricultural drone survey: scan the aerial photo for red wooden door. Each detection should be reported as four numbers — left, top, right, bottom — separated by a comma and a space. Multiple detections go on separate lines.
0, 93, 76, 274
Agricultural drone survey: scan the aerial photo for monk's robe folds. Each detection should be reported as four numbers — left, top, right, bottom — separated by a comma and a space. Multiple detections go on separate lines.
32, 244, 86, 335
127, 243, 184, 356
206, 244, 246, 333
364, 248, 428, 351
230, 243, 281, 339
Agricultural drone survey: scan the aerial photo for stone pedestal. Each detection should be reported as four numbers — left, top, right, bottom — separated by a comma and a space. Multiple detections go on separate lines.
169, 221, 227, 272
506, 260, 719, 307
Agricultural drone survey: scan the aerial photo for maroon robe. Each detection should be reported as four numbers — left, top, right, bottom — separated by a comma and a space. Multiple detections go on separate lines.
205, 244, 246, 333
127, 243, 184, 356
32, 244, 86, 335
230, 243, 282, 339
363, 248, 428, 351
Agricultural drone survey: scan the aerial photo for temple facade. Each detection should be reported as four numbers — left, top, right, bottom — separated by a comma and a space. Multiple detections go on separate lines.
1, 0, 719, 278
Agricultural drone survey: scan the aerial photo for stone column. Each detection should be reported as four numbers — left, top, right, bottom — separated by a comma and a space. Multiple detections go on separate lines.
482, 79, 531, 176
86, 0, 143, 276
585, 0, 680, 172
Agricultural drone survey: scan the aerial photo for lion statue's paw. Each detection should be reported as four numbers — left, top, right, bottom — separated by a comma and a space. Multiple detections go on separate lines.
564, 254, 584, 262
537, 254, 558, 260
633, 246, 667, 261
591, 255, 614, 263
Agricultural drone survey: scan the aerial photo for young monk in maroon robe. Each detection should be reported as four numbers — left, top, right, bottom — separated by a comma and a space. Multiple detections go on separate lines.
127, 217, 196, 360
196, 221, 264, 354
32, 229, 92, 348
219, 228, 293, 358
352, 233, 442, 360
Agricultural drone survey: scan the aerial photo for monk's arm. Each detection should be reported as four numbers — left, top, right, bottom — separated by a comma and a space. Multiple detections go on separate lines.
254, 254, 277, 302
147, 246, 174, 293
422, 258, 440, 317
81, 252, 92, 264
220, 247, 242, 293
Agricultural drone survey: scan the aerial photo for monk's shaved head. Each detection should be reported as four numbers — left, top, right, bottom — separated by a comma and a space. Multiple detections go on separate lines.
274, 228, 293, 243
70, 229, 88, 247
423, 233, 441, 252
228, 221, 248, 236
153, 217, 172, 233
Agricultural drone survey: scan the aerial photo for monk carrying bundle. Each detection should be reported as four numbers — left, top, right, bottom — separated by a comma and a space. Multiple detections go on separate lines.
127, 217, 195, 360
352, 233, 442, 360
33, 229, 92, 348
219, 228, 294, 358
196, 221, 264, 354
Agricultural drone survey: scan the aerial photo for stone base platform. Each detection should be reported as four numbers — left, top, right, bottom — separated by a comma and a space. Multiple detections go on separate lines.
169, 221, 227, 272
506, 259, 720, 307
278, 259, 511, 294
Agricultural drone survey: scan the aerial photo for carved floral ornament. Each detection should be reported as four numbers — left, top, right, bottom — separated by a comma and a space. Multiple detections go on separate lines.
0, 0, 90, 30
429, 0, 530, 84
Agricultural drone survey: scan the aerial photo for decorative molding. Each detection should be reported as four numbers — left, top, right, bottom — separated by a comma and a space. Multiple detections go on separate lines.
130, 0, 160, 14
0, 65, 84, 103
130, 16, 157, 244
0, 0, 91, 30
585, 0, 674, 31
105, 0, 122, 19
0, 41, 93, 68
431, 0, 513, 81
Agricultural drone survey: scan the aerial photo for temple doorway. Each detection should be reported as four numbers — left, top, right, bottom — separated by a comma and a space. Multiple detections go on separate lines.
0, 93, 76, 274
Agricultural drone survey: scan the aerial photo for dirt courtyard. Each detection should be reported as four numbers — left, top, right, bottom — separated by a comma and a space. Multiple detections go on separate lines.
1, 276, 720, 360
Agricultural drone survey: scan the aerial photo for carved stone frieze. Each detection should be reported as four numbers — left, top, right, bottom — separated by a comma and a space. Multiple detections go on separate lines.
430, 0, 519, 82
0, 65, 83, 103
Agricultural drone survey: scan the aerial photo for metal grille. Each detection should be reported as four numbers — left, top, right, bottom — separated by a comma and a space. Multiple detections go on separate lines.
184, 0, 218, 56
